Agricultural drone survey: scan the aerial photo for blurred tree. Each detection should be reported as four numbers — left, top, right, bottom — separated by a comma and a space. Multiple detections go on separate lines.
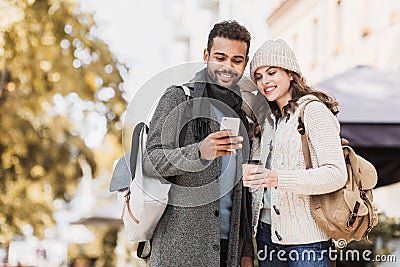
0, 0, 126, 247
97, 226, 119, 267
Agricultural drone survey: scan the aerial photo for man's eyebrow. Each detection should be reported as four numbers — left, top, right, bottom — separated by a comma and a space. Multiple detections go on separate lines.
232, 55, 245, 60
213, 52, 245, 60
213, 52, 227, 57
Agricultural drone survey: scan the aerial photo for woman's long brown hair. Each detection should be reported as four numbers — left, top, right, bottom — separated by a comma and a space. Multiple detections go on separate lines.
252, 70, 339, 140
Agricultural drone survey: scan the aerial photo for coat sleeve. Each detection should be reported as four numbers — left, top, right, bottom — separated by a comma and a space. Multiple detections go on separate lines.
143, 86, 210, 178
277, 101, 347, 195
241, 237, 254, 258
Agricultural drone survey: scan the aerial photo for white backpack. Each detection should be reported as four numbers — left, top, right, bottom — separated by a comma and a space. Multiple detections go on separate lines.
110, 86, 191, 256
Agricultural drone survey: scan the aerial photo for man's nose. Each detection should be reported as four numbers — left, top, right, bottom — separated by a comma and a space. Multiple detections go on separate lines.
222, 60, 234, 70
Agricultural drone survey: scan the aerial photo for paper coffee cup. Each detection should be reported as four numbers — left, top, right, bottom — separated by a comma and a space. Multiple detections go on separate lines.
242, 159, 261, 175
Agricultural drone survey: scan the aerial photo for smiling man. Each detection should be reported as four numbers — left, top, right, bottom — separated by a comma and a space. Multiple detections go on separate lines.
143, 21, 254, 267
204, 35, 248, 88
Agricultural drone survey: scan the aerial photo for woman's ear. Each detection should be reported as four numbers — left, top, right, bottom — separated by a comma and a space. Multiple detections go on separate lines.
289, 75, 294, 81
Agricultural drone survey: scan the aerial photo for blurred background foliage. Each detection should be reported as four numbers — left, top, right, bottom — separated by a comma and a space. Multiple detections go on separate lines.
0, 0, 126, 248
1, 0, 398, 265
337, 213, 400, 266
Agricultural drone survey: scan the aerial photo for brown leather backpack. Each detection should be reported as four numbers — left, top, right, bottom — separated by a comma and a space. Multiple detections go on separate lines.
297, 100, 378, 242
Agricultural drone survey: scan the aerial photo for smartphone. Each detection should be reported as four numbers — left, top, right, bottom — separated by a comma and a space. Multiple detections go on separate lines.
220, 117, 240, 136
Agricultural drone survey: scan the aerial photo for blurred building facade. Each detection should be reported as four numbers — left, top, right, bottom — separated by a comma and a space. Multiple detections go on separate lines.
163, 0, 269, 74
265, 0, 400, 83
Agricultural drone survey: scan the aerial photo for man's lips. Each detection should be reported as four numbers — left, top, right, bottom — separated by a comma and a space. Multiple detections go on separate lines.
217, 71, 236, 79
263, 86, 276, 94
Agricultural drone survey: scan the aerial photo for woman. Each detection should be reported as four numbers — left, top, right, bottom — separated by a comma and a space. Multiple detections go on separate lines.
243, 39, 347, 266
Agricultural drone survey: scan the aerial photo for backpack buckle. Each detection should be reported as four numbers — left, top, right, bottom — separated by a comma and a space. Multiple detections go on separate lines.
124, 188, 131, 201
359, 189, 367, 201
347, 212, 357, 228
347, 201, 360, 227
363, 226, 373, 240
297, 118, 305, 135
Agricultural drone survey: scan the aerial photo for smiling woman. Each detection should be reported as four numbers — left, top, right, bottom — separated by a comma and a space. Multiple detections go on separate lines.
246, 39, 346, 267
253, 66, 292, 109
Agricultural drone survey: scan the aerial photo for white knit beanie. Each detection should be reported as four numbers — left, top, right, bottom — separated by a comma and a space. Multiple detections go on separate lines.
250, 39, 301, 82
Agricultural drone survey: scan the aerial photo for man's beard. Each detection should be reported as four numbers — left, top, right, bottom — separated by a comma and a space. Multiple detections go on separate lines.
206, 64, 242, 88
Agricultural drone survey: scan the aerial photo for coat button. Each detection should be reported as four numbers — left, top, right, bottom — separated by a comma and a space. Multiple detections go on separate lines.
275, 231, 283, 241
213, 244, 219, 251
214, 210, 219, 217
273, 205, 280, 215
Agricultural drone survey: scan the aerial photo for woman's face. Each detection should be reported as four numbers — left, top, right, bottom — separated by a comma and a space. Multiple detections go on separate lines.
254, 66, 293, 110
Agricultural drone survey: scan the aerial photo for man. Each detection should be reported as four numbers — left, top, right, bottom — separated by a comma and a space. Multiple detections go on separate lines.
143, 20, 254, 267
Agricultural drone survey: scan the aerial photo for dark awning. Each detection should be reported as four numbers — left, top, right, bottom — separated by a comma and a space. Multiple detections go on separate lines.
316, 65, 400, 148
316, 66, 400, 187
316, 65, 400, 124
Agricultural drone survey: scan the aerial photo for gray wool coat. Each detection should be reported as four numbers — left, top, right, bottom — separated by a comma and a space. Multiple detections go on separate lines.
143, 83, 254, 267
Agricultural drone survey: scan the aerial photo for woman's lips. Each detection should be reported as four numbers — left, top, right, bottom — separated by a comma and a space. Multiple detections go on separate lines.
263, 86, 276, 94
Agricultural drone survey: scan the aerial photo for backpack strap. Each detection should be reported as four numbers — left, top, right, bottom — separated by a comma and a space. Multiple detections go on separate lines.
137, 239, 152, 259
298, 99, 348, 169
297, 100, 320, 169
178, 85, 192, 147
130, 85, 192, 180
129, 122, 146, 181
181, 85, 191, 100
144, 84, 192, 145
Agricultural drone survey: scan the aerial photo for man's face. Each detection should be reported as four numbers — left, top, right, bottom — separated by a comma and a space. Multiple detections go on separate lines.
203, 37, 249, 88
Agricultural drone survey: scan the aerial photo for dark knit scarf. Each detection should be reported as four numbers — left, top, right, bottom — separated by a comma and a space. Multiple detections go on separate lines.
192, 68, 249, 141
191, 68, 252, 240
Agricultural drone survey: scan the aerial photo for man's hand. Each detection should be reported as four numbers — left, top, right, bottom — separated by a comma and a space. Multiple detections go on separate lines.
240, 256, 254, 267
199, 130, 243, 160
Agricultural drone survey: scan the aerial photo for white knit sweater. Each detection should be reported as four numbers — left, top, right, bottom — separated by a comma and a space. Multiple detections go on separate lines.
251, 95, 347, 244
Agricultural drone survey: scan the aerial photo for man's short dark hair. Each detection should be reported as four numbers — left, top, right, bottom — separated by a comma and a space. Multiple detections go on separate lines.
207, 20, 251, 56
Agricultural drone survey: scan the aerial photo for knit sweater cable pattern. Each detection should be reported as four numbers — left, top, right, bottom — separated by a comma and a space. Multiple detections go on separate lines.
251, 95, 347, 245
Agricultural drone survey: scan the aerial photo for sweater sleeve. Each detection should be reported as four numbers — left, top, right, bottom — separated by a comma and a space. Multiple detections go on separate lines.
142, 86, 210, 178
277, 101, 347, 195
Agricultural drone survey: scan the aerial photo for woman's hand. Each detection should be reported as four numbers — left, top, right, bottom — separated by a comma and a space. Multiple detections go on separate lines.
242, 166, 278, 188
240, 256, 254, 267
